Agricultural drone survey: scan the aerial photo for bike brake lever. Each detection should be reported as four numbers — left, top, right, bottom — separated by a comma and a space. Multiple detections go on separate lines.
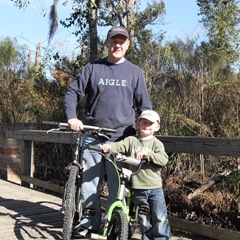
97, 133, 110, 141
46, 128, 61, 134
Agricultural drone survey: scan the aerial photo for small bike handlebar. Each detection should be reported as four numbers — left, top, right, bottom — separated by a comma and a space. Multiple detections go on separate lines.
88, 144, 146, 167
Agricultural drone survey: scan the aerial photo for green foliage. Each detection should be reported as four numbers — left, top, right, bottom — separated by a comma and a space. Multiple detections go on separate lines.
0, 38, 34, 122
0, 37, 18, 66
0, 37, 71, 123
135, 1, 165, 30
4, 0, 240, 138
197, 0, 240, 64
133, 35, 240, 137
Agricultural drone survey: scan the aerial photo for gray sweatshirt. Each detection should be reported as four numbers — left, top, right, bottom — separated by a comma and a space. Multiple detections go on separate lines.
110, 135, 169, 189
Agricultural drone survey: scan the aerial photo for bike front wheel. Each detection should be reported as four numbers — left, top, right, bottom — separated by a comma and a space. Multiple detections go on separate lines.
107, 209, 128, 240
62, 165, 79, 240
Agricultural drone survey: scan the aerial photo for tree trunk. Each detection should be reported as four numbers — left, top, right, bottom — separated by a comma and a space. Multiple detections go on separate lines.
89, 0, 99, 61
187, 170, 232, 200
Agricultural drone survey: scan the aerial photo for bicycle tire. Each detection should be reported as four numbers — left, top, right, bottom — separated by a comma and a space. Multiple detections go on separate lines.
62, 165, 79, 240
128, 221, 138, 238
128, 204, 138, 238
107, 209, 128, 240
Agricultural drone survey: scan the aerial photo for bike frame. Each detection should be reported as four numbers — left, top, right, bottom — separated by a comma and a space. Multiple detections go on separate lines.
89, 147, 144, 239
102, 168, 132, 237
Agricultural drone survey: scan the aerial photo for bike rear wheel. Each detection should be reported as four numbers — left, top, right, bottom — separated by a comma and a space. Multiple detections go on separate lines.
62, 165, 80, 240
107, 209, 128, 240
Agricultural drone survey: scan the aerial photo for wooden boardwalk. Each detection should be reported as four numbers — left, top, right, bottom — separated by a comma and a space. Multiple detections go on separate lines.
0, 179, 210, 240
0, 179, 63, 240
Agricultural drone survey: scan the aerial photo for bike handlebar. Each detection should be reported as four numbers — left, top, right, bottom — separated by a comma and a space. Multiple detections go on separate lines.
88, 144, 146, 167
42, 121, 116, 133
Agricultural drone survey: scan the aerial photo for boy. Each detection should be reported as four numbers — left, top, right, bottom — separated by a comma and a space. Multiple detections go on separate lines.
101, 110, 171, 240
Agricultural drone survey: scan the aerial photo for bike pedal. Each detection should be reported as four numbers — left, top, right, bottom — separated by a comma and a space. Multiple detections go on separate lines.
91, 233, 107, 239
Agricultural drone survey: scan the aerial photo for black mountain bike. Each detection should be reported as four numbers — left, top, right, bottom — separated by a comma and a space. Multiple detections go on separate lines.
43, 121, 116, 240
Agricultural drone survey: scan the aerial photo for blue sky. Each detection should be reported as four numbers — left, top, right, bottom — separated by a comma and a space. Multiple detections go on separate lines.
0, 0, 205, 57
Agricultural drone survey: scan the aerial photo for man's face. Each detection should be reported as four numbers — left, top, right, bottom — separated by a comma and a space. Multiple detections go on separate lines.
105, 34, 129, 63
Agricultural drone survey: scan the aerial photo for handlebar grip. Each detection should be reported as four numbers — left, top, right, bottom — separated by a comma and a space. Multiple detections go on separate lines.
42, 121, 60, 125
42, 121, 69, 128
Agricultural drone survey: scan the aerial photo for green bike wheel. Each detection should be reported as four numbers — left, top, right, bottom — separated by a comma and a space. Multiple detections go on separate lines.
107, 209, 128, 240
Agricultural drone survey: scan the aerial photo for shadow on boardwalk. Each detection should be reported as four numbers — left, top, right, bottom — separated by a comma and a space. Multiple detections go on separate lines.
0, 179, 63, 239
0, 179, 210, 240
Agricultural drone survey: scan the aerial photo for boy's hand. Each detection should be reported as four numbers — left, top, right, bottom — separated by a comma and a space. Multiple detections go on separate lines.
100, 144, 112, 153
137, 151, 148, 160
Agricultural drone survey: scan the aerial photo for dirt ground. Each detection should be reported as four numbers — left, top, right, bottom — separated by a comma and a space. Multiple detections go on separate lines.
164, 175, 240, 233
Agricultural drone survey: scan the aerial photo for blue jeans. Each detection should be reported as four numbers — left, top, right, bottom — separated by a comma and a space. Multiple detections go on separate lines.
79, 132, 118, 231
134, 188, 171, 240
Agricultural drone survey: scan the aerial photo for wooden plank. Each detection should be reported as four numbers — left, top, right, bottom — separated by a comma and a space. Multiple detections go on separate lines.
10, 130, 77, 144
20, 140, 34, 187
20, 175, 64, 194
169, 216, 240, 240
157, 136, 240, 157
0, 179, 63, 240
10, 130, 240, 156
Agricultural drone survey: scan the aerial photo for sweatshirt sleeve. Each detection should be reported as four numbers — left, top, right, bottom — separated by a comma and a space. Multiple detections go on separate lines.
147, 138, 169, 167
64, 65, 90, 120
110, 137, 132, 154
134, 69, 152, 115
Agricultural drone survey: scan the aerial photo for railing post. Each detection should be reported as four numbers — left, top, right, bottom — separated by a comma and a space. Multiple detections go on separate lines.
21, 140, 34, 187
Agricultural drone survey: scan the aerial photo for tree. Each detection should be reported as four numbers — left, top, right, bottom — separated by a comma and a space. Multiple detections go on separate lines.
49, 0, 165, 61
197, 0, 240, 65
0, 37, 68, 123
0, 38, 33, 122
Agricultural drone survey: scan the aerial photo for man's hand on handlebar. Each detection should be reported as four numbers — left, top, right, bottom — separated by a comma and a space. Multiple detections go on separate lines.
68, 118, 84, 132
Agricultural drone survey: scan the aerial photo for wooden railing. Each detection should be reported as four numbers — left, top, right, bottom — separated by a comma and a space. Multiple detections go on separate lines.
8, 129, 240, 240
8, 129, 240, 192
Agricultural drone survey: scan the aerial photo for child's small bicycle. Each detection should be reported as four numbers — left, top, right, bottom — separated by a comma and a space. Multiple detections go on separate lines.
88, 145, 146, 240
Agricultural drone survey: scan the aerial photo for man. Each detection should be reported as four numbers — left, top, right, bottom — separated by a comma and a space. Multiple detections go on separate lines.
64, 25, 152, 238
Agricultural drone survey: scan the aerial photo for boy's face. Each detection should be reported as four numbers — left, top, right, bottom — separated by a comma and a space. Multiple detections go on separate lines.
138, 118, 160, 138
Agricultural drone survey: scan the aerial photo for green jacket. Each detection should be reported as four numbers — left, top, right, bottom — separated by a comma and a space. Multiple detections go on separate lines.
111, 135, 168, 189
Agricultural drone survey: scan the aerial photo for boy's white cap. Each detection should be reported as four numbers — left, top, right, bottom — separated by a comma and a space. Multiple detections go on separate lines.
138, 110, 160, 123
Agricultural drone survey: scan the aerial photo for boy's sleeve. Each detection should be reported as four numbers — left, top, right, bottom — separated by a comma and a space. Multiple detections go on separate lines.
111, 137, 132, 154
148, 140, 169, 167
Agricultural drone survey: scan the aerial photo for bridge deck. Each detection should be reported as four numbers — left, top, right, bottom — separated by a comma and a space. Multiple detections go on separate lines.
0, 179, 63, 239
0, 179, 208, 240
